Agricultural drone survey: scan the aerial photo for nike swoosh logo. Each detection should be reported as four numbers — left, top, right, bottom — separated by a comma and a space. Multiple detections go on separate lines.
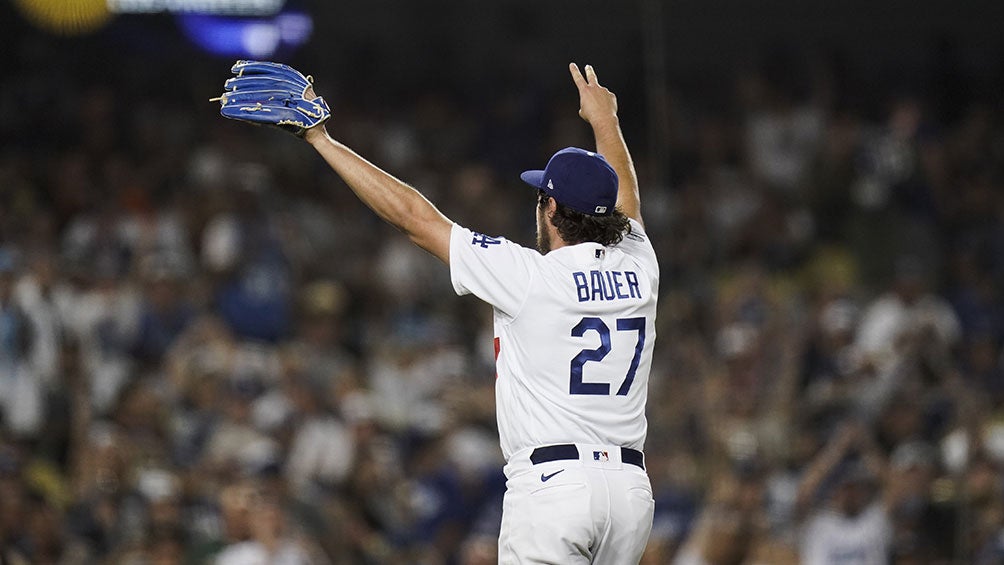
540, 469, 565, 482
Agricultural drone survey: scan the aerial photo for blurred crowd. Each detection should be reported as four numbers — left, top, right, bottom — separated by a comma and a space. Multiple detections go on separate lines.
2, 32, 1004, 565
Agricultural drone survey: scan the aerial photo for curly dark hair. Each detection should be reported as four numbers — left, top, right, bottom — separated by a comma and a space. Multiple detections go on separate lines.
538, 191, 631, 246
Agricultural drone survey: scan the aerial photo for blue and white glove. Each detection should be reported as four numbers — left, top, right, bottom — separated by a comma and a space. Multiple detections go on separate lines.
216, 60, 330, 137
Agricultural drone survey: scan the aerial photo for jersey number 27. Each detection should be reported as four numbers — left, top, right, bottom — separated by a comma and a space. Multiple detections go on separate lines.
569, 316, 646, 396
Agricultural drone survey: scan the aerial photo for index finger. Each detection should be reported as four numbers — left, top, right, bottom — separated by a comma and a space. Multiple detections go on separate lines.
569, 62, 587, 89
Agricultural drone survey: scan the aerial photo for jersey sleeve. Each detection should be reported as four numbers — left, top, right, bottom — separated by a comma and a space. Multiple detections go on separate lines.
614, 218, 659, 281
449, 223, 538, 318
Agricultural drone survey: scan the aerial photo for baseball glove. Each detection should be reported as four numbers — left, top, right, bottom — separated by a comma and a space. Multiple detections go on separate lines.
215, 60, 330, 137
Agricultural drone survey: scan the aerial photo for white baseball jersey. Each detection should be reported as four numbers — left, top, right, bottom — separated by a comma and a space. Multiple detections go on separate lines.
449, 218, 658, 461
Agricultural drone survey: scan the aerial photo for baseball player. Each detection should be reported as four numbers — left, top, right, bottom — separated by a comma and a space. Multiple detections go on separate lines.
217, 61, 658, 564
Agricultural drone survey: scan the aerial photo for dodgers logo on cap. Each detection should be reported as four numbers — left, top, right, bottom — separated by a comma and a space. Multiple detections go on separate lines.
520, 147, 618, 216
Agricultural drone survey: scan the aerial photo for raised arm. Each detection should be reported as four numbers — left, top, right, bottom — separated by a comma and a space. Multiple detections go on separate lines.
216, 61, 453, 263
569, 63, 643, 226
303, 125, 453, 264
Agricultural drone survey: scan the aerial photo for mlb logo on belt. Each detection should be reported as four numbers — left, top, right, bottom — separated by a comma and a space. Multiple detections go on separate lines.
593, 450, 609, 462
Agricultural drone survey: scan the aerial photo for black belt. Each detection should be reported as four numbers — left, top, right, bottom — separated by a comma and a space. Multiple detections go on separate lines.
530, 444, 644, 470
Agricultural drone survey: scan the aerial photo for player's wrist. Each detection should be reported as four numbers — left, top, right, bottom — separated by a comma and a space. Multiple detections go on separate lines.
304, 125, 328, 146
588, 113, 620, 130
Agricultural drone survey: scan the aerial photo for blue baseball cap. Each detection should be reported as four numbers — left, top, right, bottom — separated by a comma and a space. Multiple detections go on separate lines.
520, 147, 618, 216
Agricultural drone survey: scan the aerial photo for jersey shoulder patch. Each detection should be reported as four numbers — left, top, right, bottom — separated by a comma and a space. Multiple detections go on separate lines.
470, 232, 502, 248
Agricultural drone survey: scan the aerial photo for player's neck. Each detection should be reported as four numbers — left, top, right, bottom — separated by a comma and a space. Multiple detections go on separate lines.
548, 237, 571, 252
539, 223, 570, 254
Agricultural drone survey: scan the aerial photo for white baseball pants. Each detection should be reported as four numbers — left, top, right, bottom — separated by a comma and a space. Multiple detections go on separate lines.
498, 444, 655, 564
